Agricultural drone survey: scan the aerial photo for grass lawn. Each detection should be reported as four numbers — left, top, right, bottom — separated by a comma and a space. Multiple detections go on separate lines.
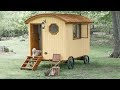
0, 37, 120, 79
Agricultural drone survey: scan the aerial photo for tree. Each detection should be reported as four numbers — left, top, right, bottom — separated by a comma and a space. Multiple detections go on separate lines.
110, 11, 120, 58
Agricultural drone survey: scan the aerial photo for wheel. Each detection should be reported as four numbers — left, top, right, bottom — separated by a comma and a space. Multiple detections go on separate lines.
83, 55, 90, 64
67, 56, 75, 69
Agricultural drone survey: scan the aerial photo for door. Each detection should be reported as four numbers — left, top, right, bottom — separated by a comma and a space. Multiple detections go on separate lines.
38, 24, 42, 51
31, 24, 42, 55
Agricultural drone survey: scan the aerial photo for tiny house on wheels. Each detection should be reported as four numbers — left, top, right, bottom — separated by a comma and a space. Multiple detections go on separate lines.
21, 13, 93, 70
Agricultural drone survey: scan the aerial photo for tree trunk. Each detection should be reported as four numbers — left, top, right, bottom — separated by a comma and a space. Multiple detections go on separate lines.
110, 11, 120, 58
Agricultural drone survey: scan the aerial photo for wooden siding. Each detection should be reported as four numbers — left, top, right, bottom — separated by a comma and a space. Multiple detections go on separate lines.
65, 24, 90, 58
27, 15, 91, 60
28, 17, 66, 60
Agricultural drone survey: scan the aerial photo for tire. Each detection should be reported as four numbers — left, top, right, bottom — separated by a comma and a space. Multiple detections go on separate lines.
67, 56, 75, 69
83, 55, 90, 64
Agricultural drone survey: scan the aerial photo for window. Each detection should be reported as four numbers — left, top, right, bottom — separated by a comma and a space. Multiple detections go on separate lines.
81, 24, 88, 38
49, 24, 59, 35
73, 24, 81, 39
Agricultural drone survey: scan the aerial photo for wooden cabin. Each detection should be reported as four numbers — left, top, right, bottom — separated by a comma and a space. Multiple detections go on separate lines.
25, 13, 93, 61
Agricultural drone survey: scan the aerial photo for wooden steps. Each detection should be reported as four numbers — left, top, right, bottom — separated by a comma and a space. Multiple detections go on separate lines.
21, 67, 32, 70
21, 56, 43, 70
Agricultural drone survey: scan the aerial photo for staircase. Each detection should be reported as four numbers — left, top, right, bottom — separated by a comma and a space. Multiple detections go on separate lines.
21, 56, 43, 70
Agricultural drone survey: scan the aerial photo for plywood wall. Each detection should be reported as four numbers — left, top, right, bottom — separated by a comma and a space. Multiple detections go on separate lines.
27, 16, 90, 60
65, 24, 90, 59
28, 17, 66, 60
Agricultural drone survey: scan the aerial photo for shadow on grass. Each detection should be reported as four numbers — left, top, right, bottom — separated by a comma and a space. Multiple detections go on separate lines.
38, 57, 120, 71
24, 57, 120, 79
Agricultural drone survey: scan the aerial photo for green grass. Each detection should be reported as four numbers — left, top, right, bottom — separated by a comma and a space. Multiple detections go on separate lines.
0, 37, 120, 79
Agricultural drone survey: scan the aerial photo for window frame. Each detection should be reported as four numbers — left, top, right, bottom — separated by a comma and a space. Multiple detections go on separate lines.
73, 24, 81, 40
81, 24, 89, 38
73, 24, 89, 40
49, 23, 59, 35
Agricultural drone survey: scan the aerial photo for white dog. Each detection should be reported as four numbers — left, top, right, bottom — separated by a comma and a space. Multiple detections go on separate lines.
32, 48, 42, 58
29, 48, 42, 67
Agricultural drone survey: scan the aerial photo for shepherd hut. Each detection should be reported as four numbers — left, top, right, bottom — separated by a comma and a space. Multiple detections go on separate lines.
21, 13, 93, 70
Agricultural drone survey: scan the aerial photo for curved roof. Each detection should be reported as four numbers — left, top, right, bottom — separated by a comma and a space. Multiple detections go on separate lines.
25, 13, 93, 24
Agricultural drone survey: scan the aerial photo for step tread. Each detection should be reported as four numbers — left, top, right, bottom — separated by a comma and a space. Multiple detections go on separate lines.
21, 67, 32, 70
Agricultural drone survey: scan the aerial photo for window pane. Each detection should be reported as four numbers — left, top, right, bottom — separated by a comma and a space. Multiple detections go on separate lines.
73, 24, 81, 39
49, 24, 59, 35
73, 25, 76, 38
77, 24, 80, 38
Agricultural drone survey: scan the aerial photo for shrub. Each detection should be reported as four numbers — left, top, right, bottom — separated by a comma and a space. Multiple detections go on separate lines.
4, 47, 9, 52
